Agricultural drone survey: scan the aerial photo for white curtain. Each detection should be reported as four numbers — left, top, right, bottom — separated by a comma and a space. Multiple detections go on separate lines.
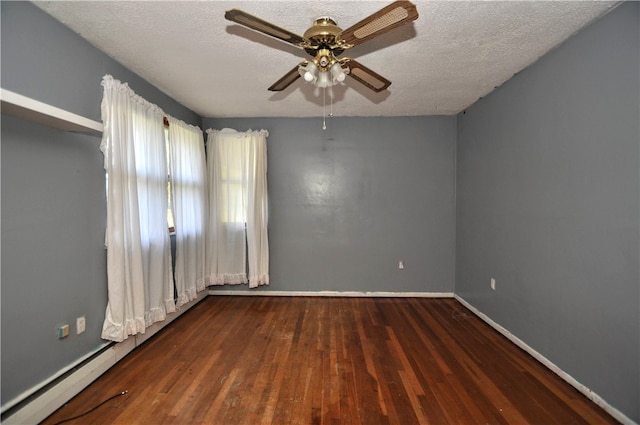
100, 75, 174, 342
206, 128, 269, 288
167, 118, 207, 307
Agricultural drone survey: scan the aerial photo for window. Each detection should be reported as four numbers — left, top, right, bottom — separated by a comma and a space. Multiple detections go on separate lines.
100, 75, 174, 341
166, 117, 207, 305
219, 141, 246, 223
164, 125, 175, 233
205, 128, 269, 288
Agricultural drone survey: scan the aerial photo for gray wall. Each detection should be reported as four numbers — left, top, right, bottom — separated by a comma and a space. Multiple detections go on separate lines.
1, 2, 201, 407
456, 3, 639, 422
204, 116, 457, 294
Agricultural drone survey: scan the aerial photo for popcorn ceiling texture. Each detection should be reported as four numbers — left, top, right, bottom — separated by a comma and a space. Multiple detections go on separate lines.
34, 1, 618, 118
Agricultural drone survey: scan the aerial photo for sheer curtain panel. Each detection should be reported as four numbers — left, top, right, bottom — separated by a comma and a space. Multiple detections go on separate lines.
206, 128, 270, 288
100, 75, 174, 342
168, 118, 207, 307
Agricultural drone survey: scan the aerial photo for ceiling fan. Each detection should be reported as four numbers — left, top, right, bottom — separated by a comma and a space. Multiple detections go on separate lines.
225, 1, 419, 93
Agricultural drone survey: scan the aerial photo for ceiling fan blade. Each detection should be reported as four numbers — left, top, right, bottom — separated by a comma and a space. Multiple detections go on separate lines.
337, 1, 418, 47
343, 59, 391, 92
268, 65, 302, 91
225, 9, 307, 47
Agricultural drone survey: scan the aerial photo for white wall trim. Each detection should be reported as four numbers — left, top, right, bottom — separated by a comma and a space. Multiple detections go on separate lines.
454, 294, 636, 425
1, 291, 208, 425
208, 289, 455, 298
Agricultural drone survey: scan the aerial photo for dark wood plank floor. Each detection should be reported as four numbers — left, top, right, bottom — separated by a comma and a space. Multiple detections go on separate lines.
42, 297, 617, 424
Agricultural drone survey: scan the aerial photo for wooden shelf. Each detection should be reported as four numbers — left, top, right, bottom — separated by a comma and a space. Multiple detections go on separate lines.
1, 88, 103, 136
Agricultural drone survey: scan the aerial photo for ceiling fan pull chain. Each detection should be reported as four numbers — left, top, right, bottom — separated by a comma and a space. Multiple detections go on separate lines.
322, 86, 327, 130
329, 85, 334, 118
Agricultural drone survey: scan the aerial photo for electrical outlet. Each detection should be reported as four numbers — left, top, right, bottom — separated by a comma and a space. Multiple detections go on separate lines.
491, 278, 496, 290
76, 316, 86, 335
398, 260, 405, 269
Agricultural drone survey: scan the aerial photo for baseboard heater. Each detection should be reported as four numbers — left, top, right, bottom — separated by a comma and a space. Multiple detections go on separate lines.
1, 291, 208, 425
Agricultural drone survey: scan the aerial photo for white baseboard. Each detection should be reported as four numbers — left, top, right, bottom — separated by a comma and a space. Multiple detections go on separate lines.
1, 291, 208, 425
208, 289, 455, 298
454, 294, 636, 425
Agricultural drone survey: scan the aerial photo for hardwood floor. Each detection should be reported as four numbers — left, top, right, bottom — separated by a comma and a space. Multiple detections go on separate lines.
41, 297, 617, 424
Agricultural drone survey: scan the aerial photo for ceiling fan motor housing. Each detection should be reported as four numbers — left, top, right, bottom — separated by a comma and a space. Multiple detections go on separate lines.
303, 17, 345, 59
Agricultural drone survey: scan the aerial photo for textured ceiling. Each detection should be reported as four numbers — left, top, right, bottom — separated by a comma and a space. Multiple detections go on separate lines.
34, 1, 618, 118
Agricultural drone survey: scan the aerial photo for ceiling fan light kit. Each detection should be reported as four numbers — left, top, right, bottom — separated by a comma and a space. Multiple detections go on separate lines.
298, 58, 348, 88
224, 1, 419, 94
